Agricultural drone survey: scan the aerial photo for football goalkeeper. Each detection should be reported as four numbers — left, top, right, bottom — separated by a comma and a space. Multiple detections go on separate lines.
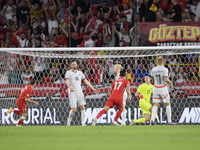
130, 75, 157, 125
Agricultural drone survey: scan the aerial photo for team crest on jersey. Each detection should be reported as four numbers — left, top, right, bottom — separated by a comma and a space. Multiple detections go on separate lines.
27, 94, 29, 96
75, 76, 79, 81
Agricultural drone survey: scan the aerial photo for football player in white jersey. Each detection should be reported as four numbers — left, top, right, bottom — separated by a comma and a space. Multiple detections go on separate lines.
109, 64, 128, 125
150, 57, 175, 125
65, 60, 99, 126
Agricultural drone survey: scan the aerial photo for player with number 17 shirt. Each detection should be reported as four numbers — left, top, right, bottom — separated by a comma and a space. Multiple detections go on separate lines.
92, 69, 132, 126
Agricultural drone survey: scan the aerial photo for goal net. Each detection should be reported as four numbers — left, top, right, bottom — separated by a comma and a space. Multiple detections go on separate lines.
0, 46, 200, 126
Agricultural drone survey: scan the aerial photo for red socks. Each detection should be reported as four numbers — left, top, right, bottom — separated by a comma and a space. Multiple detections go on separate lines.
96, 109, 122, 122
18, 120, 23, 125
14, 110, 20, 115
114, 110, 123, 121
96, 109, 107, 119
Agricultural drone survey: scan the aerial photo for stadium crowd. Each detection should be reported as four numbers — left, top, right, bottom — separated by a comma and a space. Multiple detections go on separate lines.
0, 0, 200, 85
0, 0, 200, 48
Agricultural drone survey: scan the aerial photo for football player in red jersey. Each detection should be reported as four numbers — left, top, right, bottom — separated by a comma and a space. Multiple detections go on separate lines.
92, 69, 132, 126
6, 79, 39, 126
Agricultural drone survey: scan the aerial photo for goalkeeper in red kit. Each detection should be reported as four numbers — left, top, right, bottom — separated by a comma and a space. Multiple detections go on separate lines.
92, 69, 132, 126
6, 79, 39, 126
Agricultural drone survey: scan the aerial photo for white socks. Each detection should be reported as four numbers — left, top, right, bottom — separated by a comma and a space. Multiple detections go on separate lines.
69, 110, 75, 120
166, 105, 172, 123
150, 106, 158, 122
81, 110, 86, 125
121, 111, 126, 125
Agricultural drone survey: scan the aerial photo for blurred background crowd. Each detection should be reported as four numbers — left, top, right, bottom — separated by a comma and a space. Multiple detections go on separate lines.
0, 0, 200, 48
0, 0, 200, 85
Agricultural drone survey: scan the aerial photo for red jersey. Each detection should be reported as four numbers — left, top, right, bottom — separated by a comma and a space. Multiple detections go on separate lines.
110, 77, 129, 100
16, 85, 33, 105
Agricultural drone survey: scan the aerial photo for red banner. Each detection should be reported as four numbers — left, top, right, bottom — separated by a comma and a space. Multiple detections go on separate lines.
140, 22, 200, 46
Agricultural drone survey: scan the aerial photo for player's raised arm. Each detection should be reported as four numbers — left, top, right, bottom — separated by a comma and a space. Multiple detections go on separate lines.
83, 79, 99, 94
25, 98, 39, 105
164, 77, 173, 89
126, 83, 132, 102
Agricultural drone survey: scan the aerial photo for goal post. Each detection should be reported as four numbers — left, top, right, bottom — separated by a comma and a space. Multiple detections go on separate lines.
0, 46, 200, 126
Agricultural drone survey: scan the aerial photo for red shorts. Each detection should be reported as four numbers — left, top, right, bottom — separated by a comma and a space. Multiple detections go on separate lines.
17, 103, 27, 113
105, 97, 123, 109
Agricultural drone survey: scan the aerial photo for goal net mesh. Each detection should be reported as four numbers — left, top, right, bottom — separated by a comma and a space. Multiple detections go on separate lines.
0, 46, 200, 126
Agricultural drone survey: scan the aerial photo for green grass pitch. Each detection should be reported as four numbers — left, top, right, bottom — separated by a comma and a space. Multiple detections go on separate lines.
0, 125, 199, 150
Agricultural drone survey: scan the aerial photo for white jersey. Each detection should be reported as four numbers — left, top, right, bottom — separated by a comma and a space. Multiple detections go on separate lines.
151, 65, 169, 93
115, 73, 127, 102
17, 36, 27, 48
65, 70, 85, 94
21, 73, 34, 84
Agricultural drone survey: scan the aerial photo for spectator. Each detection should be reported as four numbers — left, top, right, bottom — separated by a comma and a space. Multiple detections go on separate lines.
46, 91, 52, 100
135, 12, 141, 22
121, 3, 134, 23
42, 72, 50, 83
43, 2, 58, 35
188, 66, 199, 81
21, 66, 34, 84
33, 57, 44, 81
103, 24, 115, 47
57, 0, 75, 20
126, 65, 134, 83
32, 14, 46, 32
1, 39, 9, 48
3, 0, 17, 22
110, 5, 121, 22
13, 29, 27, 48
9, 21, 18, 46
182, 6, 191, 22
130, 20, 141, 46
195, 0, 200, 21
134, 64, 143, 83
49, 73, 54, 83
113, 25, 130, 47
41, 34, 53, 47
139, 0, 148, 22
175, 66, 188, 83
0, 23, 9, 47
26, 39, 37, 48
94, 31, 103, 47
169, 0, 182, 22
189, 12, 196, 21
94, 60, 105, 85
116, 15, 132, 32
80, 32, 95, 47
169, 66, 177, 82
17, 0, 31, 24
0, 64, 9, 84
30, 28, 40, 47
159, 12, 173, 22
10, 62, 22, 84
145, 0, 159, 22
30, 2, 44, 24
18, 23, 28, 38
100, 1, 109, 13
56, 8, 73, 28
54, 73, 65, 83
76, 13, 87, 30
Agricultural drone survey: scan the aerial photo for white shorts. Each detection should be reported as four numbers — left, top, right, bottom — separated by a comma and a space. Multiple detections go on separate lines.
153, 92, 170, 103
123, 91, 127, 106
68, 92, 86, 108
